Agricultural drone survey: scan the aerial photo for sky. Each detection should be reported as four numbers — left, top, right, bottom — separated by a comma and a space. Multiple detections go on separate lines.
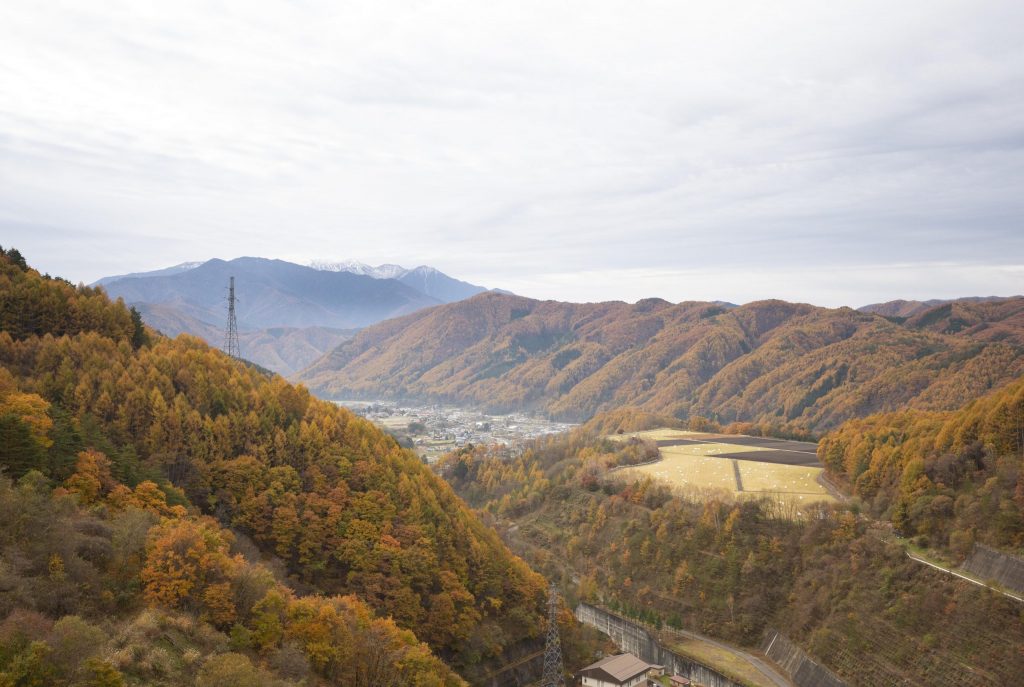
1, 0, 1022, 307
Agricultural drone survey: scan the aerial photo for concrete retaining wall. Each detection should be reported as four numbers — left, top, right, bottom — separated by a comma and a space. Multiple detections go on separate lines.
575, 603, 745, 687
760, 631, 845, 687
960, 544, 1024, 595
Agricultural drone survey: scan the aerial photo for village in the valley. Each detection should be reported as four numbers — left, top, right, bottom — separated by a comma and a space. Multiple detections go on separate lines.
338, 401, 577, 462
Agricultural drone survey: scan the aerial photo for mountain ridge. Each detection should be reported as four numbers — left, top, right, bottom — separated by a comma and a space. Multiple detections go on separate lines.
95, 257, 492, 374
299, 292, 1024, 432
100, 256, 441, 330
858, 295, 1020, 318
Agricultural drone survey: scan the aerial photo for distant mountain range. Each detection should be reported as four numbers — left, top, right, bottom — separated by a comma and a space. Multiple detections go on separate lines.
298, 293, 1024, 431
93, 261, 206, 286
857, 296, 1016, 319
95, 257, 491, 374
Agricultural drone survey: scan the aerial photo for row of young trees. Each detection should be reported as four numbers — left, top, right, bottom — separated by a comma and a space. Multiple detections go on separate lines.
0, 250, 549, 683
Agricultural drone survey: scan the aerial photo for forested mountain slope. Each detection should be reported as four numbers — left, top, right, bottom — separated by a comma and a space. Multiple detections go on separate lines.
435, 397, 1024, 686
300, 292, 1024, 433
0, 249, 550, 684
858, 295, 1019, 320
819, 373, 1024, 554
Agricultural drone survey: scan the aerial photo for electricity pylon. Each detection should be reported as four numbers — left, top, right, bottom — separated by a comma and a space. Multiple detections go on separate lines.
541, 584, 564, 687
224, 276, 240, 358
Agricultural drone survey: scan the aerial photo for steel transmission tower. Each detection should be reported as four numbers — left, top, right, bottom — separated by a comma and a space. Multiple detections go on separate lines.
224, 276, 240, 358
541, 585, 565, 687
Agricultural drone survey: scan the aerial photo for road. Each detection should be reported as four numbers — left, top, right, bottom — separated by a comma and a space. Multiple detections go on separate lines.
905, 551, 1024, 603
658, 624, 794, 687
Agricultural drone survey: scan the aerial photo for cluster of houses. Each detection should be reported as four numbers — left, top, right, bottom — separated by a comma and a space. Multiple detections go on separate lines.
576, 652, 692, 687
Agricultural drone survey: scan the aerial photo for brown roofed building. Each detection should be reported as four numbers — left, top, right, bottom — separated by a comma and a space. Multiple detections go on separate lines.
576, 653, 661, 687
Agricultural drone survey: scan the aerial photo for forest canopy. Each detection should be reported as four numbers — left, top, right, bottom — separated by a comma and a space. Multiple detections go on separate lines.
0, 249, 548, 685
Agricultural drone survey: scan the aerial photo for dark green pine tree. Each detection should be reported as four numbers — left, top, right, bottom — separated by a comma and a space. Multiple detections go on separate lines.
0, 412, 45, 477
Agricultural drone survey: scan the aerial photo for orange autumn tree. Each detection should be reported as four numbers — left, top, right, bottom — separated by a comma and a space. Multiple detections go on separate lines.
62, 449, 117, 505
141, 517, 241, 627
106, 480, 186, 517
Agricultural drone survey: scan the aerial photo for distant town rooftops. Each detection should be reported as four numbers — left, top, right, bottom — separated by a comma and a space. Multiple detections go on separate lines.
577, 653, 660, 684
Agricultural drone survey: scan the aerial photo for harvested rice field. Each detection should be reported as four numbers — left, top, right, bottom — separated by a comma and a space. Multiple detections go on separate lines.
616, 429, 836, 509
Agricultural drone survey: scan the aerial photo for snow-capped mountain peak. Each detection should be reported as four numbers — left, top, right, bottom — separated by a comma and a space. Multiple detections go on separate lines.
371, 264, 409, 280
309, 259, 411, 280
309, 259, 376, 276
307, 259, 488, 302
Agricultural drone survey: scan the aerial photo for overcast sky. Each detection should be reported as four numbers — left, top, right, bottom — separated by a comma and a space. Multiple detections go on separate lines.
2, 1, 1022, 307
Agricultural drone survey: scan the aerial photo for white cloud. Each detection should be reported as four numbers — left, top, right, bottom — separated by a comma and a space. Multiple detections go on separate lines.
1, 0, 1022, 305
488, 263, 1024, 308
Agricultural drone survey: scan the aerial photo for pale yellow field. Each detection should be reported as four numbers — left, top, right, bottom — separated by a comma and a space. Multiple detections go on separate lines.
625, 447, 737, 492
739, 460, 831, 500
616, 430, 834, 509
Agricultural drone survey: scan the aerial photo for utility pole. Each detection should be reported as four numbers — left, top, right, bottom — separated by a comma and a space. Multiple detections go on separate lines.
541, 585, 565, 687
224, 276, 240, 359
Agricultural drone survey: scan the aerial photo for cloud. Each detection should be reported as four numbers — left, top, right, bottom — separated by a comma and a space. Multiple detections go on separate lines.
1, 0, 1022, 305
487, 262, 1024, 308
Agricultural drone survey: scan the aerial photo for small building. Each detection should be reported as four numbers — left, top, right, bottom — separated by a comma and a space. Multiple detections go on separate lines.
576, 653, 661, 687
669, 676, 691, 687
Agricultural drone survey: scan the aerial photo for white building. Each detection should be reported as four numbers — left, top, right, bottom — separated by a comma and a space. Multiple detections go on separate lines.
576, 653, 662, 687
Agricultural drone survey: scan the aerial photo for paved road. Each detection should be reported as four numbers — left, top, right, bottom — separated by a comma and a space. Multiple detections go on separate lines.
657, 624, 794, 687
905, 552, 1024, 603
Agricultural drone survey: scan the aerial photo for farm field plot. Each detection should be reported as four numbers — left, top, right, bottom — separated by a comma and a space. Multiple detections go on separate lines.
737, 461, 832, 502
616, 429, 820, 466
617, 429, 835, 508
625, 445, 739, 493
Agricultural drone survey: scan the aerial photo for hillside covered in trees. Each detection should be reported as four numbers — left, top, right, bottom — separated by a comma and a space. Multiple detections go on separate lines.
436, 392, 1024, 686
299, 292, 1024, 434
0, 249, 554, 685
819, 374, 1024, 557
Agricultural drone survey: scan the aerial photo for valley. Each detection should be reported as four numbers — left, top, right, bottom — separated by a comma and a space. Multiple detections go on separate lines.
5, 4, 1023, 686
2, 248, 1023, 687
